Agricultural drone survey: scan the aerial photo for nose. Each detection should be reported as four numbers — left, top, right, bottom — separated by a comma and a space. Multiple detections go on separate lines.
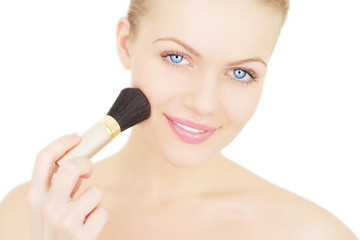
182, 75, 220, 116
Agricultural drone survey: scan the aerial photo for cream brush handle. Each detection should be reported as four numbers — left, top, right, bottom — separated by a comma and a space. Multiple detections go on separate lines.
54, 115, 121, 173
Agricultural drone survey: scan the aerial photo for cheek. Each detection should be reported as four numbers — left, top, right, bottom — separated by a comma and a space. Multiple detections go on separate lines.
130, 56, 188, 110
223, 83, 263, 130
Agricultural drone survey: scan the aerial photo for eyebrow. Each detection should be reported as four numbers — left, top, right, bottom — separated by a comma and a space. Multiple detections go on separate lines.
227, 58, 267, 67
152, 37, 267, 67
153, 37, 202, 58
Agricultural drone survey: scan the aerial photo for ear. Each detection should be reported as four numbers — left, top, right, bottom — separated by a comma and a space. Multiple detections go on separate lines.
116, 17, 132, 69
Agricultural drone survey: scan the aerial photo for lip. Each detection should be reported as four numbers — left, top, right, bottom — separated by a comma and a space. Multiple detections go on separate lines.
164, 113, 218, 144
164, 114, 218, 131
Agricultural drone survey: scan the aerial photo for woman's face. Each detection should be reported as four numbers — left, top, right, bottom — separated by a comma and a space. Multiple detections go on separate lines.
119, 0, 283, 168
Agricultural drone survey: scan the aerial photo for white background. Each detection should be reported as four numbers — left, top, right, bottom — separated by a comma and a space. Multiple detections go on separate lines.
0, 0, 359, 237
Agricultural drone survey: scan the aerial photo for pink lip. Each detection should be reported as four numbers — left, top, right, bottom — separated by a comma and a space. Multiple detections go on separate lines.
164, 114, 218, 131
164, 113, 218, 144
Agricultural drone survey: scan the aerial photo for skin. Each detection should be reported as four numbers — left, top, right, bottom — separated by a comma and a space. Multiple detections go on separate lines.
0, 0, 358, 239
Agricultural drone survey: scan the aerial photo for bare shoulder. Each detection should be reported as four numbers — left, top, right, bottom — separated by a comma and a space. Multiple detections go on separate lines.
231, 165, 358, 239
0, 182, 31, 240
268, 184, 358, 239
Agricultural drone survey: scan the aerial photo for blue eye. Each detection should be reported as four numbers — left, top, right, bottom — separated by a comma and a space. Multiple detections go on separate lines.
226, 68, 257, 85
170, 54, 184, 63
233, 69, 247, 79
161, 51, 191, 67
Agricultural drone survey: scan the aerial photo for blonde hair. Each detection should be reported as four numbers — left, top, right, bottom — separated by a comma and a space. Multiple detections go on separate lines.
127, 0, 289, 42
127, 0, 153, 42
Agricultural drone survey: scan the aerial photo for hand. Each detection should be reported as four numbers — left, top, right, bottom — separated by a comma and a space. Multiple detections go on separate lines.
27, 134, 108, 240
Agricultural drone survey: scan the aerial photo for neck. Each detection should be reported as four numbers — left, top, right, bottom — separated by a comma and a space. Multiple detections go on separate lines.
109, 126, 234, 204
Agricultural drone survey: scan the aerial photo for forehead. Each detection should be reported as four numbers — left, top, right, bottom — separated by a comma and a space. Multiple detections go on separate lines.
139, 0, 283, 62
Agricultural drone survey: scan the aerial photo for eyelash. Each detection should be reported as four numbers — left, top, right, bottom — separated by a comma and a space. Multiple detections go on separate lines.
160, 50, 191, 68
160, 50, 259, 85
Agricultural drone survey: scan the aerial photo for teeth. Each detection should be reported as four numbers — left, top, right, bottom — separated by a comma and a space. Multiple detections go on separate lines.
173, 121, 206, 133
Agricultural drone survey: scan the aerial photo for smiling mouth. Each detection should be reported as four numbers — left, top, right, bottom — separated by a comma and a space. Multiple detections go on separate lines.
163, 113, 218, 144
170, 120, 207, 133
163, 113, 218, 131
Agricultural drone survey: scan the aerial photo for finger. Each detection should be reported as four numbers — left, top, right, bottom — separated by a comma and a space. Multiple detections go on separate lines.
71, 168, 94, 199
83, 207, 108, 239
69, 186, 103, 225
49, 156, 92, 204
71, 177, 83, 199
29, 134, 81, 198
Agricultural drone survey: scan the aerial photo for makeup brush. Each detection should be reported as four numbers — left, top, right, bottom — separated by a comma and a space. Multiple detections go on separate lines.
55, 87, 151, 172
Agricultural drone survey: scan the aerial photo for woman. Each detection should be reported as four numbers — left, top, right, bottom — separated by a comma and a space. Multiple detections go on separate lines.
0, 0, 358, 239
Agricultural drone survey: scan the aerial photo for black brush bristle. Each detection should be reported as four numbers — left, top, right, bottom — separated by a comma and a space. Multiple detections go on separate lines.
107, 88, 151, 132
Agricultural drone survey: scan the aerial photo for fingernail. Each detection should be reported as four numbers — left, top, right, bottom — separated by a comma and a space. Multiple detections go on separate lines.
70, 132, 79, 137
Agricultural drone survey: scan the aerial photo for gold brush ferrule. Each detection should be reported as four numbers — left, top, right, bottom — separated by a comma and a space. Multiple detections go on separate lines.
99, 115, 121, 138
